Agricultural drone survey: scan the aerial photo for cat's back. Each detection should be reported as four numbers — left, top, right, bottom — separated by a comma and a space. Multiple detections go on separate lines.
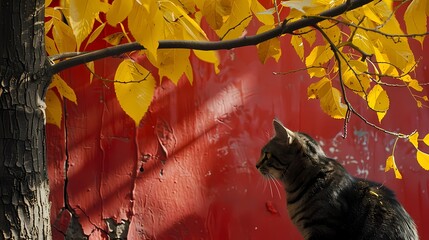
342, 178, 418, 240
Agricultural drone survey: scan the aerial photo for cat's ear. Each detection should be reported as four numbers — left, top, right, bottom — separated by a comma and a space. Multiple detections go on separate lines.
273, 119, 295, 144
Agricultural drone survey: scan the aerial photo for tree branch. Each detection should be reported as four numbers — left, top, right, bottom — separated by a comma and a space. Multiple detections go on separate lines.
49, 0, 374, 74
315, 24, 416, 139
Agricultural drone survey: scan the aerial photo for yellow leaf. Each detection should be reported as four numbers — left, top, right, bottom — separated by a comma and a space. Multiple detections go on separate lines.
86, 22, 106, 48
86, 61, 95, 84
45, 89, 62, 128
256, 25, 281, 64
52, 19, 77, 53
251, 0, 274, 25
343, 71, 370, 95
307, 67, 326, 78
349, 60, 368, 74
106, 0, 134, 26
202, 0, 232, 30
103, 32, 125, 46
404, 0, 426, 45
408, 80, 423, 92
67, 0, 109, 50
193, 50, 220, 74
128, 1, 164, 60
291, 35, 304, 60
45, 18, 54, 35
300, 27, 316, 46
281, 0, 325, 15
373, 46, 397, 76
114, 60, 156, 126
185, 63, 194, 85
305, 45, 333, 68
45, 7, 62, 20
45, 36, 59, 56
375, 17, 416, 74
160, 0, 208, 40
423, 134, 429, 146
409, 132, 419, 149
51, 75, 78, 104
417, 150, 429, 170
352, 29, 374, 55
318, 20, 341, 44
385, 155, 402, 179
367, 84, 389, 112
307, 78, 347, 119
46, 0, 53, 7
215, 0, 252, 40
417, 100, 422, 108
158, 48, 192, 84
377, 111, 387, 123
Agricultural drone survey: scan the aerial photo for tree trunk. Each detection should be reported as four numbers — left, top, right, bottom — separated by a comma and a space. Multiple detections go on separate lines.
0, 0, 52, 239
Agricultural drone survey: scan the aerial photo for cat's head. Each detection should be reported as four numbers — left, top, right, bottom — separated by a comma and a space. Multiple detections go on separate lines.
256, 119, 325, 179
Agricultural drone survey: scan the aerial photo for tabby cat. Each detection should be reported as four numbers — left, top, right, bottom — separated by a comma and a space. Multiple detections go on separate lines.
256, 119, 418, 240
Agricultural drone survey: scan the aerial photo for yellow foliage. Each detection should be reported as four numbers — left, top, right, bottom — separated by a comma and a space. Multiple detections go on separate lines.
114, 60, 156, 126
52, 19, 77, 53
417, 150, 429, 170
202, 0, 232, 30
256, 25, 281, 64
45, 90, 62, 128
103, 32, 125, 46
128, 1, 164, 61
385, 155, 402, 179
66, 0, 109, 50
423, 134, 429, 146
193, 50, 220, 74
50, 75, 78, 104
251, 0, 274, 25
106, 0, 134, 26
408, 132, 419, 149
404, 0, 427, 45
215, 0, 252, 40
367, 84, 389, 112
307, 78, 347, 119
86, 23, 106, 48
291, 35, 304, 60
343, 72, 370, 96
306, 45, 333, 67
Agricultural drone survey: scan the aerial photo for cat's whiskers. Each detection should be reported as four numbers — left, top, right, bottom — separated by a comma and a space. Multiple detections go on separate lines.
271, 176, 282, 199
267, 175, 274, 198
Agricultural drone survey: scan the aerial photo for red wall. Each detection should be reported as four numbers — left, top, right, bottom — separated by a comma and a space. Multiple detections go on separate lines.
47, 12, 429, 240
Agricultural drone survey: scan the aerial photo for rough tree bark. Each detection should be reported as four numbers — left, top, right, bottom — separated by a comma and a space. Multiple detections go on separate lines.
0, 0, 52, 239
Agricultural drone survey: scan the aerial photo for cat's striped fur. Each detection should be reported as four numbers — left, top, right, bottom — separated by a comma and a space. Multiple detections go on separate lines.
256, 119, 418, 240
